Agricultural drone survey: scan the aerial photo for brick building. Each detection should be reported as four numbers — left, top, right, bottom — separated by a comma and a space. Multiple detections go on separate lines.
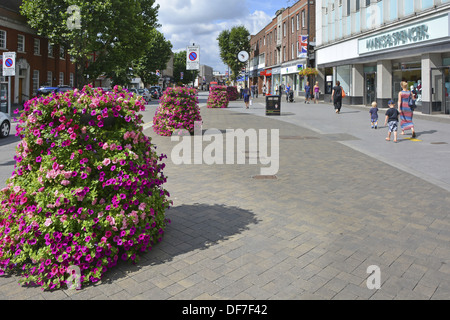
0, 0, 75, 114
249, 0, 316, 97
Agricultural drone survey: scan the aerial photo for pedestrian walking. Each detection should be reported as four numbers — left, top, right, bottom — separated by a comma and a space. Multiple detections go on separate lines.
243, 86, 250, 109
331, 81, 343, 113
313, 81, 320, 104
369, 101, 379, 129
384, 100, 400, 143
304, 81, 311, 104
262, 84, 266, 96
398, 81, 417, 138
285, 84, 291, 102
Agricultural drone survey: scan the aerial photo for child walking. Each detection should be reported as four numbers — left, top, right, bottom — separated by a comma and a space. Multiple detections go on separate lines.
384, 100, 400, 143
369, 101, 379, 129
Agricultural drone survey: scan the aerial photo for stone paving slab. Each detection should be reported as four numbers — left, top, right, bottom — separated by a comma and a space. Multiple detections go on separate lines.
1, 96, 450, 300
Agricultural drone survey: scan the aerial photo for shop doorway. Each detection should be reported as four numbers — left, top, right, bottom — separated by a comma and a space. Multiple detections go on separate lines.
365, 72, 376, 105
430, 67, 450, 114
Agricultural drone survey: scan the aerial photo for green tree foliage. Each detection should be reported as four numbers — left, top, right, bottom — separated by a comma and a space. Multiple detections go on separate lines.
133, 29, 173, 88
20, 0, 160, 88
173, 51, 198, 86
217, 26, 250, 81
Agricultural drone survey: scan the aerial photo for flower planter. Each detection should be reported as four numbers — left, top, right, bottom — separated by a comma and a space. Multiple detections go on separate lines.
0, 85, 171, 290
153, 87, 202, 137
207, 86, 229, 108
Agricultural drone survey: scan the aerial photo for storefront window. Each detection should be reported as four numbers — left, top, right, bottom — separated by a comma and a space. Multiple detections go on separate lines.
336, 65, 351, 95
392, 61, 422, 106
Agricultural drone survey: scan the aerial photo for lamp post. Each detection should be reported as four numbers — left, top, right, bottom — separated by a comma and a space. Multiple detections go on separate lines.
307, 0, 311, 69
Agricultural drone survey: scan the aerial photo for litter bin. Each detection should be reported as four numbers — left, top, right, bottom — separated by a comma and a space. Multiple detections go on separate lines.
266, 95, 281, 116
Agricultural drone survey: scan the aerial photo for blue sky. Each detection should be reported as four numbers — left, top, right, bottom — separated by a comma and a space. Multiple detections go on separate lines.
155, 0, 285, 73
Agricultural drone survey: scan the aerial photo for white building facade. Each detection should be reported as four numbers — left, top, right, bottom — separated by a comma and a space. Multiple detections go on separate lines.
315, 0, 450, 114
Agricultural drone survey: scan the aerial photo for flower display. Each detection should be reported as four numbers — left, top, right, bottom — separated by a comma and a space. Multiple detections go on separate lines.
226, 86, 239, 101
207, 86, 229, 109
153, 87, 202, 137
299, 67, 319, 77
0, 85, 171, 290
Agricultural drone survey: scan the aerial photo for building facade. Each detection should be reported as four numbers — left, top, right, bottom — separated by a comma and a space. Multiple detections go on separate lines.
0, 0, 75, 114
315, 0, 450, 114
249, 0, 316, 96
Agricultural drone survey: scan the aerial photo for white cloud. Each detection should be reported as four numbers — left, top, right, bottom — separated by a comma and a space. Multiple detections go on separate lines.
155, 0, 273, 73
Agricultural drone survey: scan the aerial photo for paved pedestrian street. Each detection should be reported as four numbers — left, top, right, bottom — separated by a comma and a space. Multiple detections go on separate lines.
1, 96, 450, 301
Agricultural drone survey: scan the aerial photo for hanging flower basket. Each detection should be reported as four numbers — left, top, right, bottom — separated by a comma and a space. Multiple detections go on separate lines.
299, 67, 319, 77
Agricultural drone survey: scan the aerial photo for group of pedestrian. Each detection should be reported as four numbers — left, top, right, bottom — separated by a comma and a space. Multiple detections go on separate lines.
367, 81, 417, 143
241, 80, 418, 143
303, 81, 321, 104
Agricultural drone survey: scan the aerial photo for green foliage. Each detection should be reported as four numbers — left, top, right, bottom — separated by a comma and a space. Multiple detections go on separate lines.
20, 0, 161, 87
217, 26, 250, 81
134, 29, 173, 88
173, 51, 198, 86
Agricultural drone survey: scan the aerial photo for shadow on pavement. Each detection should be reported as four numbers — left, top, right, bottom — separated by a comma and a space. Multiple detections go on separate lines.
0, 135, 20, 147
102, 203, 260, 283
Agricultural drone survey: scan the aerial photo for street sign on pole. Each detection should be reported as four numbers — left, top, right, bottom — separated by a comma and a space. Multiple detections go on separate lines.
186, 45, 200, 70
2, 52, 16, 77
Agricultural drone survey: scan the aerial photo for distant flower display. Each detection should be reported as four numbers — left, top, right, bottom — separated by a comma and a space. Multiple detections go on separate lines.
226, 86, 239, 101
0, 85, 171, 290
153, 87, 202, 137
207, 86, 229, 109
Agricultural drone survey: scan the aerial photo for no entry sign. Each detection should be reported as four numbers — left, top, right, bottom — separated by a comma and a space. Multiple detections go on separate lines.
2, 52, 16, 76
186, 45, 200, 71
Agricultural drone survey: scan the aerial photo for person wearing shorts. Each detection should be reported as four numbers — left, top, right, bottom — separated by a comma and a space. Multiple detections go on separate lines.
369, 101, 379, 129
384, 100, 400, 143
304, 82, 311, 104
313, 82, 320, 104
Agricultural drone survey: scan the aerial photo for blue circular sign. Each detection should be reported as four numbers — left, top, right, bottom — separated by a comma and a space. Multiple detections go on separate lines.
5, 58, 13, 68
189, 52, 197, 61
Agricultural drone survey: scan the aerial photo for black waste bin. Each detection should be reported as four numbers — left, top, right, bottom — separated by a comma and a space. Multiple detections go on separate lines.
266, 95, 281, 116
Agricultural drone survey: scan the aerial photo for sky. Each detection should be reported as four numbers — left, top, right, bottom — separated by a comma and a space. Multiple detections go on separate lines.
154, 0, 292, 74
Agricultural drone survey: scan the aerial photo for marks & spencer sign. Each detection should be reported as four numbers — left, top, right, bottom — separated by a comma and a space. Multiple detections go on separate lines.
358, 13, 449, 55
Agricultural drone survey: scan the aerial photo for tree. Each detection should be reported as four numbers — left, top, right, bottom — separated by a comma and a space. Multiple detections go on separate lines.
133, 29, 173, 88
217, 26, 250, 81
20, 0, 160, 88
173, 51, 198, 86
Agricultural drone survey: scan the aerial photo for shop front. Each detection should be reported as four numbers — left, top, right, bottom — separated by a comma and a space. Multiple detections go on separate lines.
271, 67, 281, 95
261, 68, 272, 95
316, 11, 450, 114
281, 62, 305, 97
431, 64, 450, 114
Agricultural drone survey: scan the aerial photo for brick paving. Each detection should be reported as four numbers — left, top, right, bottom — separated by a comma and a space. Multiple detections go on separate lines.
1, 94, 450, 300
